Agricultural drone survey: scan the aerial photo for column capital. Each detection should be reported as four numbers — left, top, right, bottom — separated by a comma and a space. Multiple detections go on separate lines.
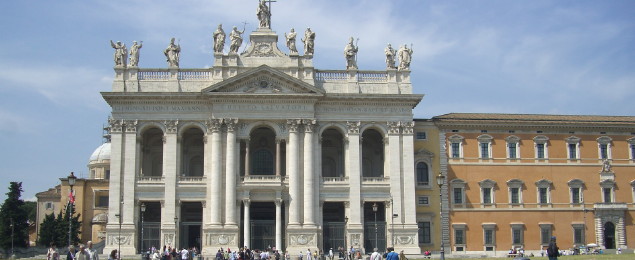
274, 198, 283, 207
401, 121, 415, 135
123, 119, 138, 133
206, 118, 223, 133
346, 121, 361, 134
302, 119, 317, 132
275, 138, 285, 144
242, 198, 251, 206
225, 118, 239, 132
109, 118, 124, 133
387, 121, 401, 135
164, 120, 179, 134
287, 119, 301, 132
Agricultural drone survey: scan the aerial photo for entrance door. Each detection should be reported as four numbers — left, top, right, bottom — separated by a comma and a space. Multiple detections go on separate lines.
363, 202, 386, 253
604, 222, 616, 249
251, 220, 275, 250
323, 202, 346, 251
180, 202, 202, 249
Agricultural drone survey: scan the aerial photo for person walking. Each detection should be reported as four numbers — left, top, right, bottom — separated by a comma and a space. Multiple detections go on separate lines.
547, 236, 560, 260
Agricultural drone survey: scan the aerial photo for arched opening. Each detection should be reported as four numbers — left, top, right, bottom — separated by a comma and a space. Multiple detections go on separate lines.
362, 129, 384, 177
321, 128, 345, 177
604, 222, 616, 249
181, 127, 204, 177
141, 128, 163, 176
246, 127, 277, 175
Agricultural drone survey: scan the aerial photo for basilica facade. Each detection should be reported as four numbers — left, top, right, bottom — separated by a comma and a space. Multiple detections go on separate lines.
102, 25, 423, 255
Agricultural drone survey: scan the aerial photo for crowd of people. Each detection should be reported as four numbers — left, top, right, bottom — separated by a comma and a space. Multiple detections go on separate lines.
46, 241, 100, 260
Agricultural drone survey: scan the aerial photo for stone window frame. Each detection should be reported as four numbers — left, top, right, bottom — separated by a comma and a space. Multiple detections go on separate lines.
505, 135, 521, 160
477, 134, 493, 159
45, 202, 54, 210
597, 136, 612, 160
482, 223, 497, 248
416, 131, 427, 140
417, 220, 433, 245
565, 136, 581, 161
572, 223, 586, 246
415, 149, 434, 188
628, 137, 635, 161
567, 179, 585, 205
479, 179, 497, 206
507, 179, 524, 205
417, 195, 430, 206
533, 135, 549, 160
93, 189, 109, 209
448, 134, 464, 159
452, 223, 467, 249
450, 179, 467, 207
510, 223, 525, 247
539, 223, 553, 246
600, 179, 616, 203
536, 179, 553, 206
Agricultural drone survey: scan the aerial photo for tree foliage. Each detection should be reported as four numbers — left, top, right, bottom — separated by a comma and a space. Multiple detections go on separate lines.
0, 182, 29, 249
37, 203, 81, 247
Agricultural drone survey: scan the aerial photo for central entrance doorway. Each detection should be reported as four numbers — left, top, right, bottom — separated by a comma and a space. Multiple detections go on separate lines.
180, 202, 202, 250
363, 202, 386, 253
323, 202, 346, 252
604, 222, 616, 249
245, 202, 282, 250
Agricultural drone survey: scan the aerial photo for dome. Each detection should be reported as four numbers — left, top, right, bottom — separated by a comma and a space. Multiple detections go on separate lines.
89, 142, 111, 163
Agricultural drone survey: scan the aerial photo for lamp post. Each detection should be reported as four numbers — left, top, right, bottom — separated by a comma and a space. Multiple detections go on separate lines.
344, 216, 348, 260
436, 172, 446, 260
67, 172, 77, 247
141, 203, 146, 254
174, 217, 179, 249
116, 213, 122, 260
372, 203, 378, 251
390, 196, 395, 249
10, 218, 15, 259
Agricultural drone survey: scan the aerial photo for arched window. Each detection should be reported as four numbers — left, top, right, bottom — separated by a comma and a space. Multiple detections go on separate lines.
181, 127, 204, 177
362, 129, 384, 177
188, 156, 204, 177
141, 127, 164, 177
416, 162, 429, 186
252, 149, 274, 175
321, 128, 345, 177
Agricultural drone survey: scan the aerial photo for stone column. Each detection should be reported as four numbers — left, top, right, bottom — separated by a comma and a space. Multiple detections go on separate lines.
207, 119, 223, 226
303, 119, 316, 226
163, 120, 179, 249
225, 119, 238, 225
287, 119, 302, 225
401, 121, 417, 224
345, 121, 363, 226
275, 198, 283, 250
244, 139, 251, 176
243, 199, 251, 248
122, 120, 138, 225
275, 139, 282, 176
104, 119, 123, 254
386, 122, 403, 225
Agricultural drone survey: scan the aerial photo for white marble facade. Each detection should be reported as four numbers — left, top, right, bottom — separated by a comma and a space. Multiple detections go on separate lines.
103, 26, 423, 256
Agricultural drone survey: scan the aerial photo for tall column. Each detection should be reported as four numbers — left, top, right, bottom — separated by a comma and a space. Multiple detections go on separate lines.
401, 121, 417, 224
303, 119, 316, 226
275, 139, 282, 176
387, 121, 403, 224
207, 119, 223, 226
345, 121, 362, 225
225, 119, 238, 225
243, 199, 251, 248
122, 120, 138, 225
105, 119, 123, 253
244, 139, 251, 176
163, 120, 179, 248
275, 199, 283, 250
287, 119, 302, 225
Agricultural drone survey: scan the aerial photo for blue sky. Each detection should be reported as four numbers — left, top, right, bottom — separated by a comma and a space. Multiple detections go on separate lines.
1, 0, 633, 200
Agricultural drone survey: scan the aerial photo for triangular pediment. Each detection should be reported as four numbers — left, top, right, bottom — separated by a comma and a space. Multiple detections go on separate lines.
202, 65, 324, 95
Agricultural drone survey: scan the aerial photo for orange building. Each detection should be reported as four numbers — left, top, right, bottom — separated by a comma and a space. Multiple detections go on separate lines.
433, 113, 635, 256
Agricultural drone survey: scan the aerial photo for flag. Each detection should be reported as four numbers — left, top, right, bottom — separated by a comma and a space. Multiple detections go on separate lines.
69, 189, 75, 204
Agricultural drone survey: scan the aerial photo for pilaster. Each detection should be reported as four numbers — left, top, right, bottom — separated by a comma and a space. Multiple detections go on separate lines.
303, 119, 316, 226
207, 118, 223, 227
162, 120, 178, 250
287, 119, 302, 225
345, 121, 363, 251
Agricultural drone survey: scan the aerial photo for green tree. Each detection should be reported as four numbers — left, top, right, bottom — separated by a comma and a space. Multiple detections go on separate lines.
0, 182, 29, 249
21, 201, 37, 224
53, 203, 81, 247
38, 213, 57, 246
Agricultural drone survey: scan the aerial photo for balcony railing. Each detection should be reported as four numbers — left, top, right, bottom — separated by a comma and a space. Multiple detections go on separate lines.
179, 176, 205, 182
323, 177, 348, 183
137, 176, 164, 183
362, 176, 390, 184
241, 175, 283, 183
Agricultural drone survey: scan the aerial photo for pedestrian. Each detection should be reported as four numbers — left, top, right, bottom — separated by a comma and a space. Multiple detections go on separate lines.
328, 248, 333, 260
181, 248, 189, 260
370, 248, 381, 260
47, 243, 60, 260
86, 241, 99, 260
76, 245, 87, 260
547, 236, 560, 260
384, 248, 398, 260
108, 250, 118, 260
67, 245, 77, 260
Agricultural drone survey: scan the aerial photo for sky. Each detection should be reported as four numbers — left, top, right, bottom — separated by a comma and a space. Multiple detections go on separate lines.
0, 0, 634, 201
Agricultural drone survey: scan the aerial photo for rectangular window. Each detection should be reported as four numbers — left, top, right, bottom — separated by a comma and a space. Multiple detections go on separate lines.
571, 188, 580, 204
451, 143, 460, 158
45, 202, 54, 210
96, 195, 109, 208
483, 188, 492, 204
603, 188, 612, 203
539, 188, 549, 204
631, 144, 635, 160
484, 229, 494, 245
512, 229, 522, 245
536, 144, 545, 159
508, 143, 517, 159
418, 222, 431, 244
480, 143, 490, 159
418, 196, 429, 206
574, 227, 584, 244
510, 188, 520, 204
569, 143, 577, 159
600, 144, 608, 159
541, 227, 552, 244
455, 229, 465, 245
453, 188, 463, 204
105, 170, 110, 179
416, 132, 427, 140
